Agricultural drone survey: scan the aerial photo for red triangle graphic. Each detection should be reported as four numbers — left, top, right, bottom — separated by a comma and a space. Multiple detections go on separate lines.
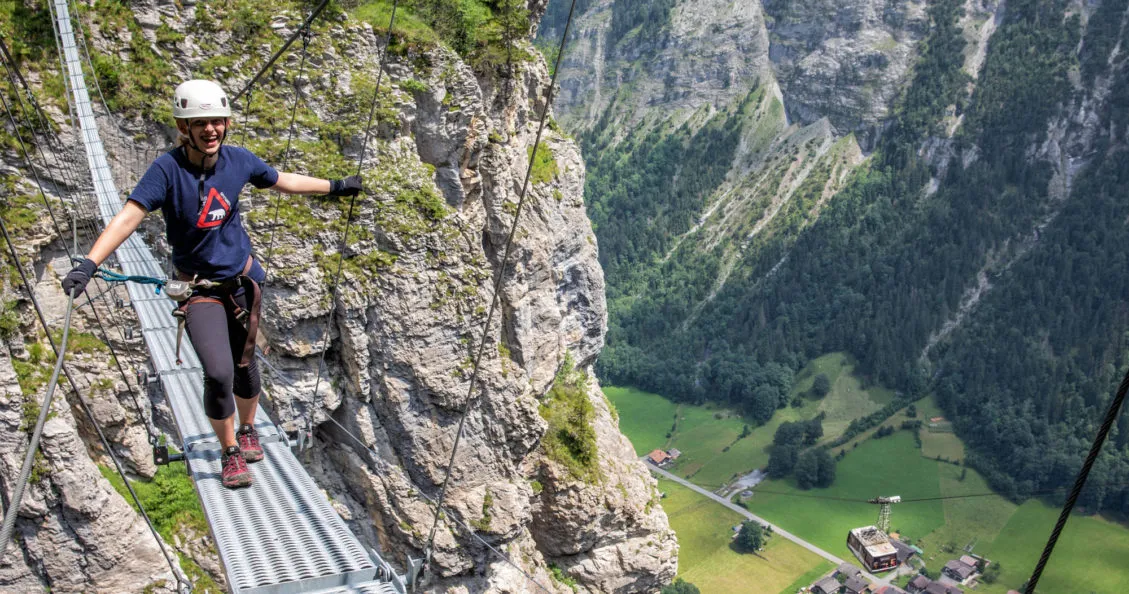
197, 187, 230, 229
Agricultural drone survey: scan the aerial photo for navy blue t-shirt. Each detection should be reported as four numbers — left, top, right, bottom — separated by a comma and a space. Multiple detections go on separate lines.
129, 146, 277, 282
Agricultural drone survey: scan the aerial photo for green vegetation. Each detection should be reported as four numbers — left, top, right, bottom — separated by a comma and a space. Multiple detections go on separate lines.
660, 578, 700, 594
658, 479, 830, 593
0, 299, 17, 338
98, 462, 207, 540
579, 0, 1129, 520
98, 462, 220, 591
734, 520, 767, 553
606, 355, 889, 490
539, 356, 600, 483
527, 142, 559, 185
352, 0, 531, 68
548, 563, 578, 591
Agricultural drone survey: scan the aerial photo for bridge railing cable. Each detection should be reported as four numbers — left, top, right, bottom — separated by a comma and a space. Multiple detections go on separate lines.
0, 47, 160, 447
422, 0, 580, 575
0, 214, 189, 591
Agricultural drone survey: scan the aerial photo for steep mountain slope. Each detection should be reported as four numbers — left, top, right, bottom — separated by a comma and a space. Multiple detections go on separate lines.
0, 1, 675, 592
550, 0, 1129, 516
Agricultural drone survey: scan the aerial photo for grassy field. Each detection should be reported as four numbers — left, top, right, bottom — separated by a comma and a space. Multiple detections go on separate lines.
658, 479, 831, 594
974, 501, 1129, 594
606, 353, 894, 490
605, 386, 822, 489
603, 386, 680, 455
744, 431, 946, 561
611, 354, 1129, 593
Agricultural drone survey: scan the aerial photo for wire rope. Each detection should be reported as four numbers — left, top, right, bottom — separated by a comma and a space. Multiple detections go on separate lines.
0, 215, 188, 590
262, 24, 315, 278
423, 0, 579, 572
1024, 367, 1129, 593
0, 46, 160, 446
320, 413, 552, 593
230, 0, 332, 104
0, 290, 75, 556
305, 0, 400, 448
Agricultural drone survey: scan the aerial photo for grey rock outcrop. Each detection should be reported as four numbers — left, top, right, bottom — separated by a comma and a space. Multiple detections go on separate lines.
0, 336, 176, 593
762, 0, 929, 148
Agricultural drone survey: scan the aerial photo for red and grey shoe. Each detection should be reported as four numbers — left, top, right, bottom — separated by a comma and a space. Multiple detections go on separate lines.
221, 446, 252, 489
237, 424, 264, 463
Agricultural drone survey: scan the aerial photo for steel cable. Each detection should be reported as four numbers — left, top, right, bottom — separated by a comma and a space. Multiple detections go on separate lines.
262, 24, 315, 278
0, 290, 75, 556
0, 48, 159, 446
423, 0, 580, 573
306, 0, 400, 445
1024, 367, 1129, 593
0, 215, 187, 590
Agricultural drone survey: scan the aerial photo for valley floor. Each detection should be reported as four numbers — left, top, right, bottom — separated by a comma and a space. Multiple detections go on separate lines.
607, 353, 1129, 594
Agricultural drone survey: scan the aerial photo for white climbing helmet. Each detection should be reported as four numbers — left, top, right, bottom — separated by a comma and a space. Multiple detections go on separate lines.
172, 79, 231, 120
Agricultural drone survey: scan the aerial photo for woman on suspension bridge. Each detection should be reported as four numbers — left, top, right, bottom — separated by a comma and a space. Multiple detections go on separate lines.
60, 79, 362, 489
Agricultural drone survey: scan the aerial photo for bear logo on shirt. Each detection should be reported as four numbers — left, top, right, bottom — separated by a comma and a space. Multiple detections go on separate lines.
197, 187, 231, 229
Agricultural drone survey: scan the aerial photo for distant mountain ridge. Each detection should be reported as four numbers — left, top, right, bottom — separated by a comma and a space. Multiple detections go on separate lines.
545, 0, 1129, 515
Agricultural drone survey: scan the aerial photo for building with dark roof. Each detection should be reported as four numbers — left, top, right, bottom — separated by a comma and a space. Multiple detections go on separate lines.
943, 560, 975, 581
924, 582, 964, 594
844, 575, 870, 594
906, 575, 932, 594
812, 576, 842, 594
837, 562, 862, 578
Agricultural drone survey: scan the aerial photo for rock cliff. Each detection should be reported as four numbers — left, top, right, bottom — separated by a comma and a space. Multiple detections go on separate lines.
0, 0, 675, 592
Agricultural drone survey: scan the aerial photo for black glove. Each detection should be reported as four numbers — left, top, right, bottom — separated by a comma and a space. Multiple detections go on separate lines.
61, 258, 97, 298
328, 175, 363, 197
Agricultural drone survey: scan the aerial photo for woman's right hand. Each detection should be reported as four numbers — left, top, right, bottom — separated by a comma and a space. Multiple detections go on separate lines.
62, 258, 97, 297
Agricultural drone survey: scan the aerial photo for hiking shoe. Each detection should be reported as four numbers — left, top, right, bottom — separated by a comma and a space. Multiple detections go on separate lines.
221, 445, 252, 489
237, 424, 264, 463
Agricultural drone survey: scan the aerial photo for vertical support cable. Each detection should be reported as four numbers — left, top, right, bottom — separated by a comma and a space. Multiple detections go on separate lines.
422, 0, 579, 578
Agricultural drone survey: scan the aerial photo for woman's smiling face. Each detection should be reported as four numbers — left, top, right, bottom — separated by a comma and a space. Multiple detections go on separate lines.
183, 117, 228, 155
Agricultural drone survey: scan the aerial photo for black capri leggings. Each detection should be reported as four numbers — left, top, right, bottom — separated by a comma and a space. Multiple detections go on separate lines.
184, 291, 261, 419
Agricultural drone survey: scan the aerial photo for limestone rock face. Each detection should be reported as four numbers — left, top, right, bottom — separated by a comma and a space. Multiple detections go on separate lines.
0, 341, 176, 593
553, 0, 772, 130
2, 2, 676, 592
762, 0, 929, 148
251, 31, 674, 591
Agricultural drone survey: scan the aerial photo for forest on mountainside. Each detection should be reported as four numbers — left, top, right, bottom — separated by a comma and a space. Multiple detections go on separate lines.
574, 0, 1129, 514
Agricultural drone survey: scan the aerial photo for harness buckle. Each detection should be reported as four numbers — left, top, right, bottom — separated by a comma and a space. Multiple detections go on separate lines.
164, 279, 193, 302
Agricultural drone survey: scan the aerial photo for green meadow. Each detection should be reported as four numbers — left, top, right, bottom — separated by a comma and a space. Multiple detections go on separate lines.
609, 352, 1129, 593
658, 479, 833, 594
606, 353, 892, 491
744, 431, 946, 561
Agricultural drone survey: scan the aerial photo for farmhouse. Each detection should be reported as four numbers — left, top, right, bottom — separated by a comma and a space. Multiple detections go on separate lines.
647, 449, 672, 466
837, 562, 862, 578
844, 575, 871, 594
943, 559, 975, 582
959, 555, 978, 568
923, 582, 963, 594
906, 575, 931, 593
812, 576, 842, 594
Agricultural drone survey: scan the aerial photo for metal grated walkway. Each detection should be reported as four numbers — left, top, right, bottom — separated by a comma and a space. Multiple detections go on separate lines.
51, 1, 402, 591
